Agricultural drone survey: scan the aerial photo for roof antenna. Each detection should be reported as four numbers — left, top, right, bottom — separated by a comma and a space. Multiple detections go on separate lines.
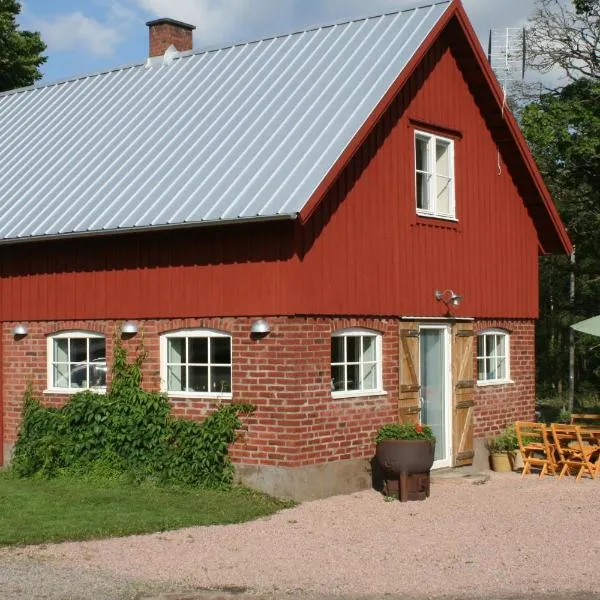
487, 27, 527, 176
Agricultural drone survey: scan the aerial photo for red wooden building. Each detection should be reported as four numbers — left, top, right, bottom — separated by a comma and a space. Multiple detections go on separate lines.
0, 0, 571, 500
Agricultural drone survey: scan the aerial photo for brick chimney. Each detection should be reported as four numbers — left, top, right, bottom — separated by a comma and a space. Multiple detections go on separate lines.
146, 18, 196, 57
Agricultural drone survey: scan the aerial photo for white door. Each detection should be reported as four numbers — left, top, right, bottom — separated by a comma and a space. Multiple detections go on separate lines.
419, 326, 452, 469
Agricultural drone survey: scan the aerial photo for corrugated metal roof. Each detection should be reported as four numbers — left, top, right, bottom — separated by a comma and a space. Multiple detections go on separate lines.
0, 1, 451, 242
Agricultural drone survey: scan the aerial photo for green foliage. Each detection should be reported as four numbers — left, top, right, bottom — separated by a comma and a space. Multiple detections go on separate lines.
486, 424, 520, 454
522, 79, 600, 398
375, 422, 435, 443
0, 0, 46, 91
11, 339, 254, 489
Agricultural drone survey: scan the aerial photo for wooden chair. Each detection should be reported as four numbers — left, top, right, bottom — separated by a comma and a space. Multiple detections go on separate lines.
515, 421, 558, 479
570, 413, 600, 427
551, 424, 600, 481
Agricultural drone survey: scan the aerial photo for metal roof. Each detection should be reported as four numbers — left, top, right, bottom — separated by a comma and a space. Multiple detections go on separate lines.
0, 1, 451, 243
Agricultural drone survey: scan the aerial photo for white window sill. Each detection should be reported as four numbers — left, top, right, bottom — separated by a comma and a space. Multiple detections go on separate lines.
44, 387, 107, 395
166, 392, 233, 401
476, 379, 513, 387
331, 390, 387, 400
416, 211, 458, 222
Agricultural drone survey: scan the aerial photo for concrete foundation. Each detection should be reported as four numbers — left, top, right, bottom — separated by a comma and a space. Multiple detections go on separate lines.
235, 458, 374, 502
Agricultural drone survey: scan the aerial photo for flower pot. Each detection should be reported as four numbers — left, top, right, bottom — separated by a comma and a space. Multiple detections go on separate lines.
376, 439, 436, 475
490, 452, 512, 472
376, 439, 435, 501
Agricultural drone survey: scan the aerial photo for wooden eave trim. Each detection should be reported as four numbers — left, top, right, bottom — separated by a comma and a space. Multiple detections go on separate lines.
298, 1, 457, 225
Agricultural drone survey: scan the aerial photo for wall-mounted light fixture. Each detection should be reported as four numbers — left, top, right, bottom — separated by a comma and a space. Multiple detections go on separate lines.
121, 321, 138, 336
12, 323, 28, 337
250, 318, 271, 337
434, 289, 463, 308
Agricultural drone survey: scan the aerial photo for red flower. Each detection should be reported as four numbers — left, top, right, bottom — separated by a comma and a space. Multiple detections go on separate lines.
415, 424, 423, 433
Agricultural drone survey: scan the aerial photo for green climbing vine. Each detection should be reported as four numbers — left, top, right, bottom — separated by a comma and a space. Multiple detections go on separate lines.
11, 336, 254, 488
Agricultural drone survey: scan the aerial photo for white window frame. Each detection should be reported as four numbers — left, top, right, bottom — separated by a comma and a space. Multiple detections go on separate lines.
414, 130, 455, 219
46, 331, 107, 394
160, 329, 233, 399
477, 329, 512, 386
331, 328, 385, 399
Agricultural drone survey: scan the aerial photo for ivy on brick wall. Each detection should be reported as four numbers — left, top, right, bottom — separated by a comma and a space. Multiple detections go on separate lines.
10, 338, 254, 488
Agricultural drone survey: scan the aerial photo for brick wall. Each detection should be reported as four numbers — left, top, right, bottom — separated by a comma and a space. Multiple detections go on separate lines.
473, 319, 536, 437
2, 317, 535, 467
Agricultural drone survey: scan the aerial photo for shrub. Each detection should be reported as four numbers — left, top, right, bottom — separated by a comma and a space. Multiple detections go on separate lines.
11, 337, 254, 489
375, 422, 435, 443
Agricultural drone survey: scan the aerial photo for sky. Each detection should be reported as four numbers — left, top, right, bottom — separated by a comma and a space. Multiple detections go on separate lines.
16, 0, 550, 85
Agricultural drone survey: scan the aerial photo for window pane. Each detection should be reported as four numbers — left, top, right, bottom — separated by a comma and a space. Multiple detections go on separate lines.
362, 362, 377, 390
496, 335, 506, 357
346, 337, 360, 362
331, 365, 345, 391
189, 338, 208, 364
71, 338, 87, 363
347, 364, 360, 391
416, 172, 429, 210
477, 358, 485, 381
436, 175, 451, 214
487, 335, 496, 358
167, 364, 185, 391
486, 358, 495, 381
89, 338, 105, 362
210, 337, 230, 364
70, 363, 87, 388
54, 339, 68, 363
331, 337, 344, 363
416, 136, 429, 171
362, 336, 376, 362
436, 140, 450, 177
90, 362, 107, 387
496, 357, 506, 380
53, 364, 69, 388
188, 366, 208, 392
477, 336, 485, 358
210, 366, 231, 393
168, 338, 186, 363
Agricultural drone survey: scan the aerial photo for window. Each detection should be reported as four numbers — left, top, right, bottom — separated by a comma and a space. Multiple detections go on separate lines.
415, 130, 455, 218
477, 330, 510, 384
160, 329, 232, 396
47, 332, 106, 391
331, 329, 383, 396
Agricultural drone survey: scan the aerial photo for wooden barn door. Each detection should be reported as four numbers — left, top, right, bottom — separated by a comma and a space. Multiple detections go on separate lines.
452, 323, 475, 466
398, 323, 421, 424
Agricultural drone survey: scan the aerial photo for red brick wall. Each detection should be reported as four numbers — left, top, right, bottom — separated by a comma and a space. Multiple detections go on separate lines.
2, 317, 535, 467
473, 319, 536, 437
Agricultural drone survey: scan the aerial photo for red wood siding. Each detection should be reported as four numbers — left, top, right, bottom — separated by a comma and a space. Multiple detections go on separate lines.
0, 31, 540, 322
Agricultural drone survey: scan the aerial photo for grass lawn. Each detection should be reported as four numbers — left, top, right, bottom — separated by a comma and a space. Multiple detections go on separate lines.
0, 471, 294, 546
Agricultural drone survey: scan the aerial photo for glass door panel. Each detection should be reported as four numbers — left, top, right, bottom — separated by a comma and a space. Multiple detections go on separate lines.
420, 328, 450, 467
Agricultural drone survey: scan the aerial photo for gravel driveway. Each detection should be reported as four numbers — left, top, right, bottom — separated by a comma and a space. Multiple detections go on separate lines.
3, 472, 600, 599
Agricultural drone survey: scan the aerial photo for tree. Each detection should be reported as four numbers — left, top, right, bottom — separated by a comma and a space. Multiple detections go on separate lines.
0, 0, 46, 92
526, 0, 599, 81
521, 79, 600, 401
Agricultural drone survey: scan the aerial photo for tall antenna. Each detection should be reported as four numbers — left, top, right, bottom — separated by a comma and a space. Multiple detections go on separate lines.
487, 27, 526, 102
487, 27, 541, 103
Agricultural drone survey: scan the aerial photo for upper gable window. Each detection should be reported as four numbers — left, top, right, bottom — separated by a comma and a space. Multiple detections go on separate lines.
47, 331, 107, 392
415, 131, 455, 219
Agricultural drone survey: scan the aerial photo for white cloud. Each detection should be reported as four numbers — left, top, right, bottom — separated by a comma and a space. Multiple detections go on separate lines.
32, 12, 122, 57
131, 0, 294, 45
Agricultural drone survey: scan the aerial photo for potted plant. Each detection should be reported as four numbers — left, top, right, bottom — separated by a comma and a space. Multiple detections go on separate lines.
375, 422, 436, 501
486, 424, 518, 472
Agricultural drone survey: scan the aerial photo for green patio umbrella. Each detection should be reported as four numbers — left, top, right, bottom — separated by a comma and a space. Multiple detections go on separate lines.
571, 316, 600, 337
